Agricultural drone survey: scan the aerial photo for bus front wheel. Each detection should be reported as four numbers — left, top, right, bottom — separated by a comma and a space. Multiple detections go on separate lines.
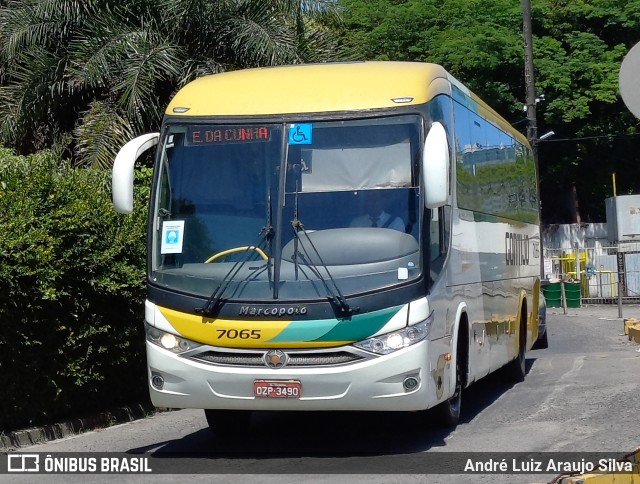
431, 351, 463, 427
428, 319, 468, 428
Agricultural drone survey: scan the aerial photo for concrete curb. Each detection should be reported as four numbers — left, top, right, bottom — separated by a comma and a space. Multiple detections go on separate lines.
624, 318, 638, 336
554, 449, 640, 483
629, 322, 640, 344
623, 317, 640, 344
0, 402, 163, 451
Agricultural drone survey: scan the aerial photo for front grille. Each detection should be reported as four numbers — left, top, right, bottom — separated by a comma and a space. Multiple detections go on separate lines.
287, 352, 360, 366
194, 351, 264, 366
188, 349, 367, 368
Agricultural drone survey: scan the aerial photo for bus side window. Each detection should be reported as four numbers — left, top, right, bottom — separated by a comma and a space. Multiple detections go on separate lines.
429, 206, 450, 280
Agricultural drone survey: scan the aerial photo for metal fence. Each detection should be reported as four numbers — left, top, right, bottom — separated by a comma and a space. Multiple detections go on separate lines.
543, 241, 640, 305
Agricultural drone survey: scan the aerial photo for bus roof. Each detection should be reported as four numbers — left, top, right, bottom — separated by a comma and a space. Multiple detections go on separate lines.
166, 61, 449, 116
166, 61, 528, 147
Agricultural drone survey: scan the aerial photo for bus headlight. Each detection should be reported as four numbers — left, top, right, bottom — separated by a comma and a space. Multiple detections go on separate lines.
353, 315, 433, 355
145, 323, 201, 354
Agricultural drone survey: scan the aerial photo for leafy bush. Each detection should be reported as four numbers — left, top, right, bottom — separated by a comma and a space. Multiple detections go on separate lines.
0, 148, 152, 431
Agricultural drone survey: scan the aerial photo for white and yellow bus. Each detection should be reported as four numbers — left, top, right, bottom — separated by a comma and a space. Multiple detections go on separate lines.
112, 61, 541, 433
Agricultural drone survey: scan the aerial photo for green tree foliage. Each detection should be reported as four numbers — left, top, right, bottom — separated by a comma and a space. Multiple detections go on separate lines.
532, 0, 640, 222
0, 149, 151, 431
0, 0, 347, 168
340, 0, 525, 116
339, 0, 640, 222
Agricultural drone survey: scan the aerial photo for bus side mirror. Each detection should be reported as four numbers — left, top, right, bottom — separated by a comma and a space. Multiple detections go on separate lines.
422, 122, 449, 209
112, 133, 160, 213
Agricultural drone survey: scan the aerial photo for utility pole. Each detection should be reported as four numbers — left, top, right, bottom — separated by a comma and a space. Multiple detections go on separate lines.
522, 0, 537, 151
521, 0, 545, 280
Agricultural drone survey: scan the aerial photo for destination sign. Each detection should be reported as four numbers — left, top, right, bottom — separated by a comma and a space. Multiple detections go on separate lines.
188, 126, 272, 144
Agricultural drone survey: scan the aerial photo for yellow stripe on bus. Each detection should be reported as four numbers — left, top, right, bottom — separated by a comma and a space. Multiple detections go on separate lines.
157, 306, 349, 348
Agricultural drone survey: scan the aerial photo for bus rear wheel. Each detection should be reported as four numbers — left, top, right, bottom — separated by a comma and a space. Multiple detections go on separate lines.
504, 309, 527, 383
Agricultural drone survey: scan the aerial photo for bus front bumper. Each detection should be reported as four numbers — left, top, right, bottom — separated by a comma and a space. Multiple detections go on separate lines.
145, 339, 448, 412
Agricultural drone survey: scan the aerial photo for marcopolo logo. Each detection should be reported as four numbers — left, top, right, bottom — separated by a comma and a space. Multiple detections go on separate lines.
239, 306, 307, 317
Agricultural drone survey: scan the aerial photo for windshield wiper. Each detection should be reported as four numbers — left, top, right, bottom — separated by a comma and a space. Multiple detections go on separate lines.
291, 222, 358, 317
197, 227, 271, 316
290, 190, 359, 317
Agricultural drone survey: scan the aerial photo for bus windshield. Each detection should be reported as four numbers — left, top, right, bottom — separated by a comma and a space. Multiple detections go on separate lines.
150, 115, 423, 300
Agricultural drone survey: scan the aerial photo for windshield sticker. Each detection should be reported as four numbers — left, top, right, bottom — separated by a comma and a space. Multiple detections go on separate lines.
161, 220, 185, 254
288, 124, 312, 145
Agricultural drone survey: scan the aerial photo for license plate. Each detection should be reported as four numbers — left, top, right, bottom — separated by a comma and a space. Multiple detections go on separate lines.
254, 380, 301, 398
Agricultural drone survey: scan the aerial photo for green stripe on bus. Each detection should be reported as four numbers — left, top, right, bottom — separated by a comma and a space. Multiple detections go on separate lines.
267, 306, 403, 343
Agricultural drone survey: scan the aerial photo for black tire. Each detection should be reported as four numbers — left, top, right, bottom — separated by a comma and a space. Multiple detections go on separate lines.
204, 409, 252, 437
533, 328, 549, 349
504, 312, 527, 383
432, 354, 463, 427
430, 322, 467, 428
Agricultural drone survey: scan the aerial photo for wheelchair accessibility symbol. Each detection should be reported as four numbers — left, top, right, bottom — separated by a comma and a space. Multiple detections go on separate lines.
288, 124, 312, 145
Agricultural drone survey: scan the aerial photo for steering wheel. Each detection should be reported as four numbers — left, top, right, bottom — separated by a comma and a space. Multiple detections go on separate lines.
204, 246, 268, 263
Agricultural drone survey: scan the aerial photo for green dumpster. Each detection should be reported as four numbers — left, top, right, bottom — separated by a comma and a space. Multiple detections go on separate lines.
564, 282, 581, 308
542, 282, 561, 308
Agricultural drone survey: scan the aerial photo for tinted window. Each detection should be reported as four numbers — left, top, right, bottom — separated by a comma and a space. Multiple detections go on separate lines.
454, 102, 537, 222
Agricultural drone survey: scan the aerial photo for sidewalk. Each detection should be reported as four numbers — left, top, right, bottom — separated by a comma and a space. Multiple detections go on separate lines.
546, 302, 640, 349
0, 402, 161, 451
547, 303, 640, 320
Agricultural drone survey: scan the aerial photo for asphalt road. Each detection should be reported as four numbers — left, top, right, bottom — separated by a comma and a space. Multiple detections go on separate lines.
4, 304, 640, 484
